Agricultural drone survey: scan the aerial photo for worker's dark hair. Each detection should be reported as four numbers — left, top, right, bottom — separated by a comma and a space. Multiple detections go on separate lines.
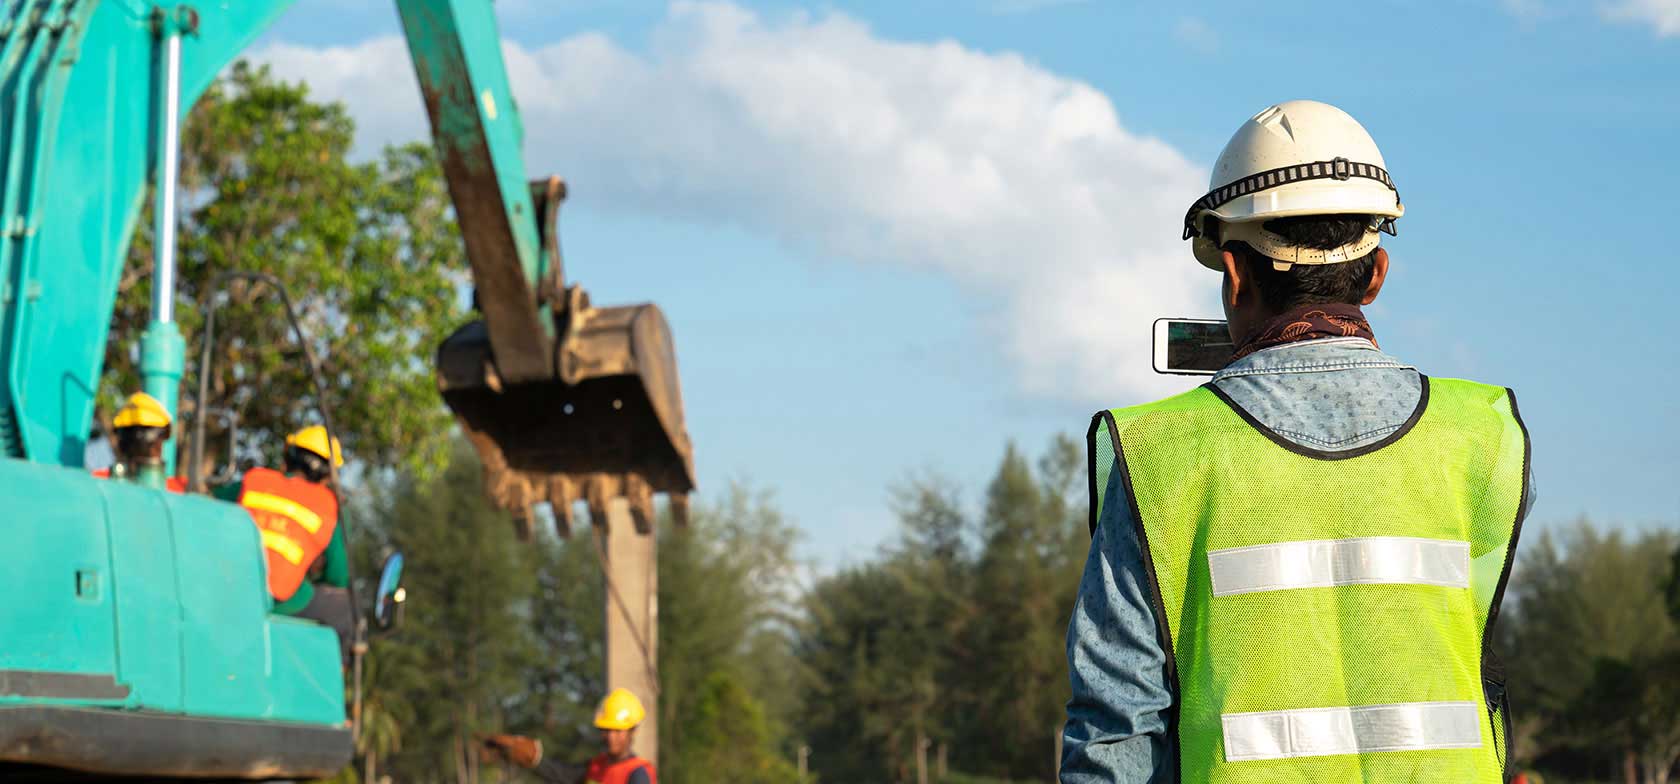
114, 425, 168, 463
283, 445, 332, 484
1225, 215, 1378, 310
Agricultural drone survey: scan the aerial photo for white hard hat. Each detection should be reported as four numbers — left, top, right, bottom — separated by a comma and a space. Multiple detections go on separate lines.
1184, 100, 1404, 272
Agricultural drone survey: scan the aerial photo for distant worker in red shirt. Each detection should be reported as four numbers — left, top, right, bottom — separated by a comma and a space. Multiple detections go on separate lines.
231, 425, 353, 664
93, 392, 186, 492
483, 688, 656, 784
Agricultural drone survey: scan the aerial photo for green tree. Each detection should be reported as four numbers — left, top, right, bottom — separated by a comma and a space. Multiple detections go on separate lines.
797, 562, 925, 783
794, 437, 1084, 782
952, 439, 1085, 779
1504, 521, 1680, 784
500, 525, 605, 764
676, 671, 803, 783
108, 60, 464, 477
658, 485, 804, 784
363, 440, 539, 784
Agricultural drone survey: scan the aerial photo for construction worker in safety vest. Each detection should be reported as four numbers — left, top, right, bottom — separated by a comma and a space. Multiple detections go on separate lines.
481, 688, 657, 784
93, 392, 186, 491
227, 425, 353, 665
1060, 100, 1535, 783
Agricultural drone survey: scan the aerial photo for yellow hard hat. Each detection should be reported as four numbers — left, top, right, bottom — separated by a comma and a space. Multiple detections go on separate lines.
112, 392, 171, 429
593, 688, 645, 731
285, 425, 344, 467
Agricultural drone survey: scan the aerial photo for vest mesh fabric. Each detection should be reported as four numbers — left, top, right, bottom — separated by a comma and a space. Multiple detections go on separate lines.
1089, 377, 1527, 783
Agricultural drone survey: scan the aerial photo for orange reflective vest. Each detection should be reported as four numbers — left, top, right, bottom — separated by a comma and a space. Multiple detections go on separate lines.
238, 467, 339, 602
586, 754, 656, 784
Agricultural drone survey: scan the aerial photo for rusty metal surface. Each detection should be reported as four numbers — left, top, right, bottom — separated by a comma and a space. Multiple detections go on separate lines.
397, 0, 553, 384
0, 705, 350, 779
430, 165, 693, 534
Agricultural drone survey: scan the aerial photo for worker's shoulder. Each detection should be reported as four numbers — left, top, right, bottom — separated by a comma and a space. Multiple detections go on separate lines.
1424, 374, 1517, 401
1422, 375, 1526, 425
1089, 384, 1222, 437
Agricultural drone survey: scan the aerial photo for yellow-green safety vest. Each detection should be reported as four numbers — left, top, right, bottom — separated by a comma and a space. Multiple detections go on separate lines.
1088, 376, 1528, 783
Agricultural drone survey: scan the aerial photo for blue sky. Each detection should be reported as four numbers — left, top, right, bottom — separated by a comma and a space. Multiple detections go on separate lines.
252, 0, 1678, 567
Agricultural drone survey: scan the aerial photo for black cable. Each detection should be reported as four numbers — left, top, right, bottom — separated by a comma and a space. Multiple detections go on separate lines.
186, 269, 360, 651
589, 523, 661, 699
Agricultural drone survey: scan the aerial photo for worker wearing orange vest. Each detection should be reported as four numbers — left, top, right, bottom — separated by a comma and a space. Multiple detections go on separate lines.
483, 689, 657, 784
232, 425, 353, 664
92, 392, 187, 492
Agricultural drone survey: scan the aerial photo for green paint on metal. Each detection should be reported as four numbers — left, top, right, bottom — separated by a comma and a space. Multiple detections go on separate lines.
0, 0, 298, 468
134, 461, 166, 490
0, 459, 345, 725
396, 0, 546, 294
0, 0, 348, 750
0, 0, 558, 767
139, 321, 184, 474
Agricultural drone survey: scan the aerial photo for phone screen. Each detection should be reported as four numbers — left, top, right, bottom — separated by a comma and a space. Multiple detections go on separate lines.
1157, 319, 1234, 375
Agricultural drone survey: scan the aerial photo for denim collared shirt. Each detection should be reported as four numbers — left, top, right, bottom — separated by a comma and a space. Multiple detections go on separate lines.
1059, 337, 1534, 783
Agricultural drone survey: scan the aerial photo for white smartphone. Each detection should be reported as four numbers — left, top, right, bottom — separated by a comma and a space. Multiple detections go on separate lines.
1152, 318, 1234, 375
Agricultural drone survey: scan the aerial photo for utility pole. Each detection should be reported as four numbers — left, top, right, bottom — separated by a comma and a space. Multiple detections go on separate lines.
600, 497, 658, 767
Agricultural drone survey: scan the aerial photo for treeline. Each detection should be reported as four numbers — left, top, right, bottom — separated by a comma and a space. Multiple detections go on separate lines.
342, 435, 1089, 784
346, 436, 1680, 784
346, 441, 803, 784
1498, 524, 1680, 784
796, 436, 1089, 782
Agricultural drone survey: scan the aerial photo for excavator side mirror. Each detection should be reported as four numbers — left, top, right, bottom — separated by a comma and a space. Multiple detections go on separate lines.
371, 551, 406, 632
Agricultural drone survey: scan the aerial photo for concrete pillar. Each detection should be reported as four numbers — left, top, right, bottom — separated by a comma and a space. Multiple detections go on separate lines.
601, 497, 658, 767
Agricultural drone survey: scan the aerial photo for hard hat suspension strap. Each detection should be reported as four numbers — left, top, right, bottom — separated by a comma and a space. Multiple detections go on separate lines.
1182, 157, 1400, 240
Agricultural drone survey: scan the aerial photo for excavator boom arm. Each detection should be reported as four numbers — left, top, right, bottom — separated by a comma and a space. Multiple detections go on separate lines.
395, 0, 556, 383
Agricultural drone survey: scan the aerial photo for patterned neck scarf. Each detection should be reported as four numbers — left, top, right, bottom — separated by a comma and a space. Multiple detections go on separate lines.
1232, 302, 1376, 360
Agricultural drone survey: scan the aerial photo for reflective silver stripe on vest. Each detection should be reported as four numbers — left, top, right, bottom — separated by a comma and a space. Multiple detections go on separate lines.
1223, 701, 1483, 761
1207, 537, 1470, 597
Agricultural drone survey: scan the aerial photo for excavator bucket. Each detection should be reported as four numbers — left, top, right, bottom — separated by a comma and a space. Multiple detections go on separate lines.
437, 179, 695, 537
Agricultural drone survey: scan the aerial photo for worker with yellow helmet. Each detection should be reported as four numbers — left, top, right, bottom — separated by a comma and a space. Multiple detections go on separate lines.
482, 688, 657, 783
94, 392, 186, 491
220, 424, 353, 664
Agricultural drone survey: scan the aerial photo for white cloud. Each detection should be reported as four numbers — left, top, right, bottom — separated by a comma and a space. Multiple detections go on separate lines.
1603, 0, 1680, 35
254, 2, 1209, 406
1173, 17, 1218, 53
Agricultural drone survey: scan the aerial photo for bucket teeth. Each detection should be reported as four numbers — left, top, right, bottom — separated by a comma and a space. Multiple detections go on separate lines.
436, 204, 693, 543
667, 492, 689, 528
547, 475, 576, 537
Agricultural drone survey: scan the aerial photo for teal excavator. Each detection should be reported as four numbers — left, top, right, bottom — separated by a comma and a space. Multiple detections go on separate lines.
0, 0, 695, 779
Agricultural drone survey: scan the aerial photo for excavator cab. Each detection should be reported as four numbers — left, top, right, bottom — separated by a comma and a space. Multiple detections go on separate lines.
437, 180, 695, 537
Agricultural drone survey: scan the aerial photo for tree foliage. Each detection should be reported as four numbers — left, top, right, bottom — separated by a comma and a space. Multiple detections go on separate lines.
795, 436, 1086, 783
1502, 522, 1680, 784
359, 440, 540, 784
109, 61, 464, 477
350, 443, 802, 783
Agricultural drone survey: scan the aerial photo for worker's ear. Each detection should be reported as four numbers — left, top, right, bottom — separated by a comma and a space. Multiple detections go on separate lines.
1221, 249, 1247, 309
1361, 247, 1390, 305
